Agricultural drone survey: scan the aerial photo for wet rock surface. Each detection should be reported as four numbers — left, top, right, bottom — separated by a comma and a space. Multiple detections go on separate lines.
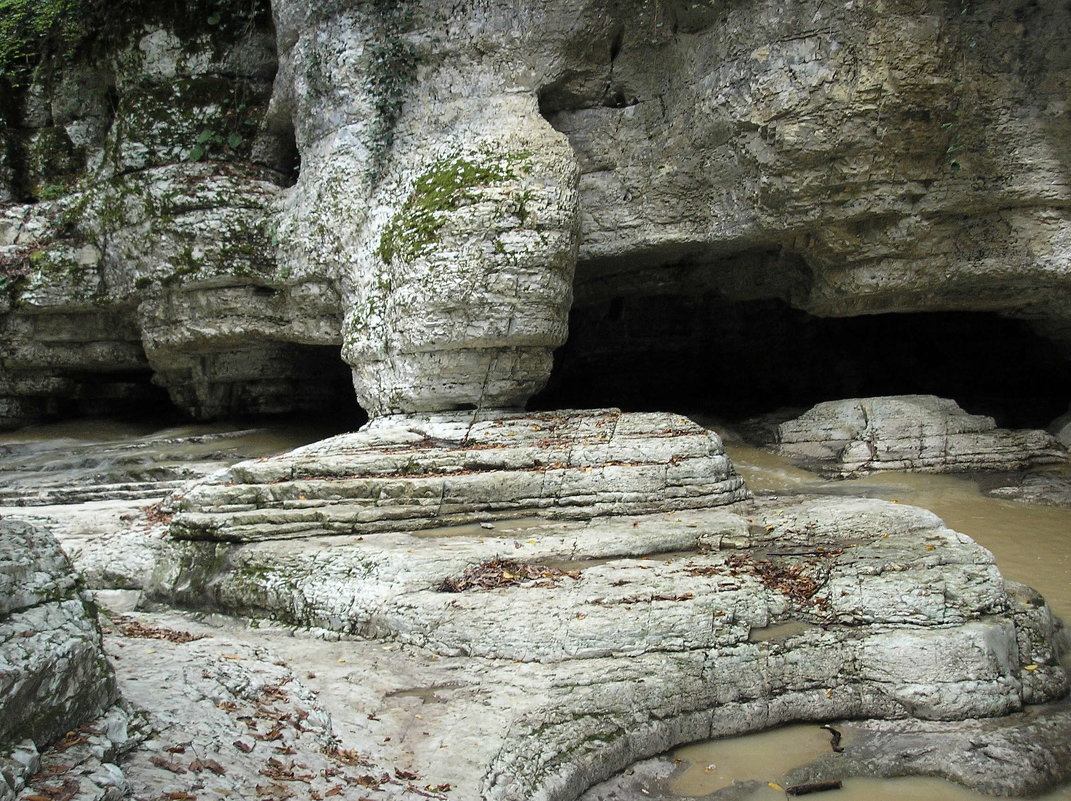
986, 471, 1071, 508
580, 699, 1071, 800
80, 495, 1071, 799
748, 395, 1068, 478
0, 417, 1068, 800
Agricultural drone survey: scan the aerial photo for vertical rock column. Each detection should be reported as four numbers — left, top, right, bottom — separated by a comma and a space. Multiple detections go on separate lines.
271, 1, 581, 417
346, 102, 580, 415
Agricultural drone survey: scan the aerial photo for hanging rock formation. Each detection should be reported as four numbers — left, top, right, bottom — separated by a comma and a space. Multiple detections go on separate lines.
0, 0, 1069, 425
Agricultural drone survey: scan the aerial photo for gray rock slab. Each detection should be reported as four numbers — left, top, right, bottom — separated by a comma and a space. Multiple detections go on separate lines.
169, 409, 750, 542
752, 395, 1068, 477
0, 520, 117, 797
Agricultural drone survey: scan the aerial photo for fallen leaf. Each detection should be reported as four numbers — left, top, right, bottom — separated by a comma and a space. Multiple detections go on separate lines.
149, 755, 187, 774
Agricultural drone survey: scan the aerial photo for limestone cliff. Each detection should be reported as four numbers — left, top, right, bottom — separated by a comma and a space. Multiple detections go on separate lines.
1, 0, 1069, 425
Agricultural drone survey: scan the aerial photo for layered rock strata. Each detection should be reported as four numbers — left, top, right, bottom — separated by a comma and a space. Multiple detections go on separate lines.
753, 395, 1068, 477
0, 519, 117, 799
169, 409, 749, 541
145, 495, 1067, 799
3, 0, 1071, 425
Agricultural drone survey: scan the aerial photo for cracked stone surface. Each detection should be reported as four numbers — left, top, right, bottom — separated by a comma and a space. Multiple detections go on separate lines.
53, 491, 1070, 801
747, 395, 1068, 477
169, 409, 749, 542
1, 415, 1069, 801
0, 519, 117, 800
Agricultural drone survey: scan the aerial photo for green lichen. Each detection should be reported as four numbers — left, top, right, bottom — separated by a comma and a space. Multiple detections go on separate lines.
377, 154, 523, 265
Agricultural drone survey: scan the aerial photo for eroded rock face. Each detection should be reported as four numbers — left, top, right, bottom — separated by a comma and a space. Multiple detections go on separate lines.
0, 11, 345, 427
3, 0, 1071, 425
752, 395, 1068, 477
0, 519, 117, 798
169, 409, 749, 541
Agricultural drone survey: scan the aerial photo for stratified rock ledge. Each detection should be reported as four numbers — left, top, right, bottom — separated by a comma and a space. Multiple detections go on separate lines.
145, 494, 1068, 800
753, 395, 1068, 477
169, 409, 750, 542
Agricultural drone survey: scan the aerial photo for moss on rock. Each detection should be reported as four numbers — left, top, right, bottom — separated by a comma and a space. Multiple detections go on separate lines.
377, 153, 529, 265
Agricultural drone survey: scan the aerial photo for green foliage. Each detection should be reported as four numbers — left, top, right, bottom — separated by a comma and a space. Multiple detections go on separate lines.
0, 0, 269, 86
0, 0, 79, 82
378, 155, 517, 264
363, 0, 419, 183
188, 126, 244, 162
36, 181, 72, 200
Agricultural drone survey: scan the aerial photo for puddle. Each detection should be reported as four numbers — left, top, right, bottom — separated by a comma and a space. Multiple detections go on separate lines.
670, 724, 1071, 800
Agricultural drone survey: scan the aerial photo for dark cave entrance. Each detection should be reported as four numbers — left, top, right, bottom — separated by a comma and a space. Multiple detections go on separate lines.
532, 294, 1071, 430
172, 341, 367, 430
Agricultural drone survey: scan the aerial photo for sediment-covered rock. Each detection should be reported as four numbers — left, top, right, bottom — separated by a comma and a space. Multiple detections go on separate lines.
985, 472, 1071, 508
0, 519, 117, 799
751, 395, 1068, 477
582, 698, 1071, 800
169, 409, 749, 541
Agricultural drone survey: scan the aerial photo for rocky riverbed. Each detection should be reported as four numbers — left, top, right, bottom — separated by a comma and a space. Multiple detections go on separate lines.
2, 413, 1070, 801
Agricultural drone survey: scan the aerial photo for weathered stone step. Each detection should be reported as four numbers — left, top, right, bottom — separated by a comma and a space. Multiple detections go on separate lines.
0, 480, 186, 506
170, 409, 751, 541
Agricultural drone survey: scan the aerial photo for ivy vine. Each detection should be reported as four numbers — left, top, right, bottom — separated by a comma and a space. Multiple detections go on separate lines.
363, 0, 418, 184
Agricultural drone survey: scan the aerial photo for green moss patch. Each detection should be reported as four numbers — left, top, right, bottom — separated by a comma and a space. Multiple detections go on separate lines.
377, 154, 525, 265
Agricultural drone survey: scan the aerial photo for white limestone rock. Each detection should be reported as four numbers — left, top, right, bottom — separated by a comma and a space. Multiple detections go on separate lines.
760, 395, 1068, 477
169, 409, 749, 541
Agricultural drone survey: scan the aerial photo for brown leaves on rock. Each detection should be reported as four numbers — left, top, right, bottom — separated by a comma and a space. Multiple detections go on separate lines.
23, 778, 79, 801
323, 745, 373, 767
259, 757, 314, 783
721, 553, 830, 607
149, 755, 187, 774
438, 558, 579, 592
50, 731, 88, 753
111, 615, 209, 643
144, 502, 174, 525
189, 758, 226, 775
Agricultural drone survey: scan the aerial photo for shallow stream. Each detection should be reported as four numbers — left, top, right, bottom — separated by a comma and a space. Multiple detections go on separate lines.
667, 441, 1071, 801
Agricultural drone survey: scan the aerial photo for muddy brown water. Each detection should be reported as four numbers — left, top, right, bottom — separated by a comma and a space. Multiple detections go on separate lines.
669, 442, 1071, 801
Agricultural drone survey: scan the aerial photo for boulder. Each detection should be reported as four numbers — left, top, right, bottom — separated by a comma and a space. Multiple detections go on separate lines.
755, 395, 1068, 477
0, 519, 117, 798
